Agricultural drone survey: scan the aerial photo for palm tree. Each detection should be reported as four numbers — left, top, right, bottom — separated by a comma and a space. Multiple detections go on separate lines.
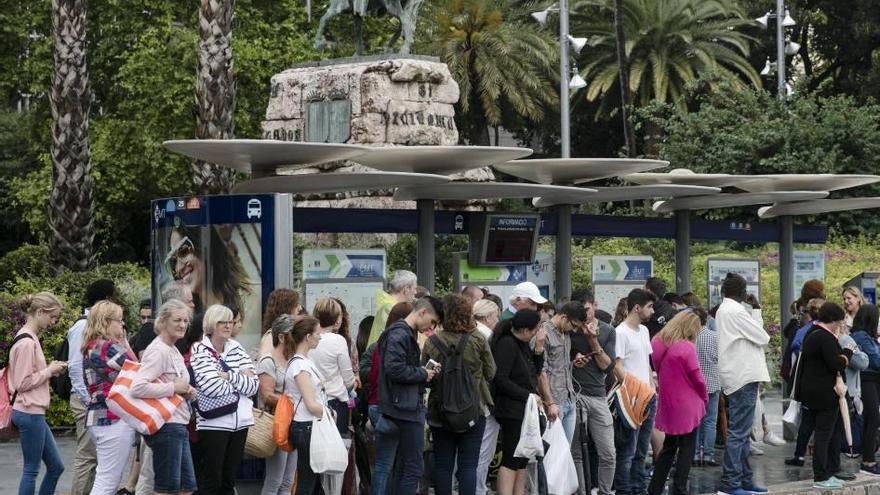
193, 0, 236, 195
572, 0, 760, 113
49, 0, 95, 273
424, 0, 559, 145
612, 0, 636, 156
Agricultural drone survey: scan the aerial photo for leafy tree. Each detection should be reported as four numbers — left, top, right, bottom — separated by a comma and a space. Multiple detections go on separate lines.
572, 0, 761, 113
418, 0, 559, 145
639, 80, 880, 234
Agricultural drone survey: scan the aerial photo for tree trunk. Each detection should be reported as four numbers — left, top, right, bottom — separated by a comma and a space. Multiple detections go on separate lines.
193, 0, 237, 195
49, 0, 95, 274
613, 0, 637, 157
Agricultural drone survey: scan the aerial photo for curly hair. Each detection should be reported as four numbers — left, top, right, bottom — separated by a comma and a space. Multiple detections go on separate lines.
262, 289, 300, 334
442, 294, 475, 334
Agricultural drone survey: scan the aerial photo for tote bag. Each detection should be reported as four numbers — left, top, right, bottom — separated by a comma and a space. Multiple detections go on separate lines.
310, 406, 348, 474
107, 360, 184, 435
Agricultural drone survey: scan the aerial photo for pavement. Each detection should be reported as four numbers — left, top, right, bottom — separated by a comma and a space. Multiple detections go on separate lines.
0, 389, 874, 494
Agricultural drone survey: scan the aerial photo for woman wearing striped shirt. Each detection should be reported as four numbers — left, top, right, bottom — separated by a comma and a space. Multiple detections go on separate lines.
190, 304, 259, 495
82, 300, 138, 495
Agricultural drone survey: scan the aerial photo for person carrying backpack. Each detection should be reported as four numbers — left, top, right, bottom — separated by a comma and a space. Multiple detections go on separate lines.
422, 294, 497, 495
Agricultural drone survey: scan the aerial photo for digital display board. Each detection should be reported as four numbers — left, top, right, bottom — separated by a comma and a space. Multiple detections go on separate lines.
469, 214, 540, 265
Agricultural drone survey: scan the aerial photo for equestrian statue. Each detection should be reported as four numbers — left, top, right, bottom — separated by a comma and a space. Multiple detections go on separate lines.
314, 0, 424, 55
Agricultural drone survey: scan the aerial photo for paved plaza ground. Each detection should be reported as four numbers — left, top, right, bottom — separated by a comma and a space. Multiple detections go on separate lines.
0, 390, 870, 494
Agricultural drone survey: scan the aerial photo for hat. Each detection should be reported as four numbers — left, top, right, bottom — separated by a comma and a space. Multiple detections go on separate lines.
510, 282, 548, 305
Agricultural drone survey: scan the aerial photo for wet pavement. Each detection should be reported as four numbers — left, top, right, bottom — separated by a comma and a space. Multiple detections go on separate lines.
0, 389, 870, 494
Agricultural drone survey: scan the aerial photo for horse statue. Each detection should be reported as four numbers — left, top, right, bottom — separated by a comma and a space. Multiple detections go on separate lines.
314, 0, 424, 55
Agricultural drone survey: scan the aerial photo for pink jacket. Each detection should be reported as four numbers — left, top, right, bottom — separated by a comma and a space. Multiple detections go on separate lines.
651, 338, 708, 435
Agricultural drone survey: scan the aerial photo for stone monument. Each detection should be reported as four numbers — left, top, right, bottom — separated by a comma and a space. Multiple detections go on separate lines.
262, 56, 459, 148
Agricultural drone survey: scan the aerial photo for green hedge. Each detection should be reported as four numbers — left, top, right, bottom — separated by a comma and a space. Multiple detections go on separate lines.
0, 244, 150, 427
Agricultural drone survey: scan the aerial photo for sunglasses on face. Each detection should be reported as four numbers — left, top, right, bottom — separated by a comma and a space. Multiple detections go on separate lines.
165, 236, 195, 277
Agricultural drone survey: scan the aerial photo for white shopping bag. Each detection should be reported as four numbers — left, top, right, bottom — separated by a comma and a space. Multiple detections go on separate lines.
310, 407, 348, 474
542, 420, 578, 495
514, 395, 545, 461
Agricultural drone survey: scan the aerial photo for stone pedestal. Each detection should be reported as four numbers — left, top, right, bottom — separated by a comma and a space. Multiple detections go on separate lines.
262, 56, 460, 146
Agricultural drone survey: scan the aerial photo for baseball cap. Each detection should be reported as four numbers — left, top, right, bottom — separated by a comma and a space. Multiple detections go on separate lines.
510, 282, 548, 305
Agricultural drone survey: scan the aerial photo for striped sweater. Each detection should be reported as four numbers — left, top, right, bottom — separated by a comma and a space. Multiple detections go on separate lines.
190, 336, 258, 431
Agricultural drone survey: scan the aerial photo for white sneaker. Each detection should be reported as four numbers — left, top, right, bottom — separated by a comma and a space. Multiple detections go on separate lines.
763, 431, 786, 446
750, 444, 765, 456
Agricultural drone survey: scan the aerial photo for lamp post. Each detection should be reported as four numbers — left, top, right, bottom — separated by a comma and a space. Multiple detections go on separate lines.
757, 1, 796, 100
532, 3, 586, 302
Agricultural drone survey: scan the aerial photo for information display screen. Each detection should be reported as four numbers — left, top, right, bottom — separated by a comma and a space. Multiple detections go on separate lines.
469, 214, 540, 265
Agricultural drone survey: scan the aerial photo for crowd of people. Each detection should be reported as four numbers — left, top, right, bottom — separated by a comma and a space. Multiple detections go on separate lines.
5, 269, 877, 495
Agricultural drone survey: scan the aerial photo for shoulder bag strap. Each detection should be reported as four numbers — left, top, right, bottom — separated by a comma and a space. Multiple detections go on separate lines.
8, 333, 36, 405
429, 334, 451, 358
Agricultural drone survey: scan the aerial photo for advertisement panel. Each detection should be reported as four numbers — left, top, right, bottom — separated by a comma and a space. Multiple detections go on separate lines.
454, 252, 554, 305
151, 195, 289, 353
303, 249, 386, 280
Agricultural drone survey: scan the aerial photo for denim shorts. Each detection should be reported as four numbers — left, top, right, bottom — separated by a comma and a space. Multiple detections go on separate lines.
144, 423, 197, 492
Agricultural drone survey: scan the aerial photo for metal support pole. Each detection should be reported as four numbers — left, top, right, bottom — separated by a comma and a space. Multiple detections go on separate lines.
417, 199, 435, 294
556, 204, 573, 302
780, 215, 794, 332
559, 0, 571, 158
675, 209, 691, 294
776, 0, 786, 100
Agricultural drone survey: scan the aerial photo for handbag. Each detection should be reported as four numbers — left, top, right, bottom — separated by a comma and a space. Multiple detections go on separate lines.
310, 406, 349, 474
245, 407, 277, 458
783, 351, 805, 429
106, 360, 184, 435
191, 344, 239, 419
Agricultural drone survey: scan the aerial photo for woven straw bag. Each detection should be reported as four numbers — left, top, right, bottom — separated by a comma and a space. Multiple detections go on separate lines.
245, 407, 277, 458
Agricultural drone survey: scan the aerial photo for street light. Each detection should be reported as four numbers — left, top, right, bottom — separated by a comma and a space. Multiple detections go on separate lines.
756, 1, 796, 101
569, 67, 587, 90
529, 3, 587, 158
760, 57, 776, 76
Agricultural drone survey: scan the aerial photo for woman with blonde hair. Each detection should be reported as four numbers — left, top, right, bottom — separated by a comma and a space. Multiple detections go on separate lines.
842, 286, 866, 333
190, 304, 259, 495
473, 299, 500, 341
131, 299, 197, 495
647, 311, 708, 495
81, 300, 138, 495
9, 292, 67, 495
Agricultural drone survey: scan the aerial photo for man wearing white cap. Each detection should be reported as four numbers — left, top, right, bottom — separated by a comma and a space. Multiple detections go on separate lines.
501, 281, 548, 321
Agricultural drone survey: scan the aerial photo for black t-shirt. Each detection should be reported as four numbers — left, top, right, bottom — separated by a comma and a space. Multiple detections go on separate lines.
129, 322, 156, 357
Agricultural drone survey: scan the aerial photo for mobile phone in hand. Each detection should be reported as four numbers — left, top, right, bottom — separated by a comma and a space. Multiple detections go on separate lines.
426, 359, 440, 370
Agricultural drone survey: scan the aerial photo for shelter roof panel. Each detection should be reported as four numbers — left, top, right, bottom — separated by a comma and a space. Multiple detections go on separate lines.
758, 198, 880, 218
533, 184, 719, 207
352, 145, 533, 175
163, 139, 370, 173
624, 169, 756, 187
232, 172, 450, 194
493, 158, 667, 184
734, 174, 880, 193
392, 182, 596, 201
653, 191, 829, 213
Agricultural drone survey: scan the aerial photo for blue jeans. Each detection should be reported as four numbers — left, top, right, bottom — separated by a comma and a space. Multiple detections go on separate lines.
290, 421, 320, 495
559, 399, 577, 445
720, 382, 759, 492
431, 415, 486, 495
143, 423, 196, 493
373, 415, 424, 495
614, 395, 656, 495
696, 391, 720, 461
12, 410, 64, 495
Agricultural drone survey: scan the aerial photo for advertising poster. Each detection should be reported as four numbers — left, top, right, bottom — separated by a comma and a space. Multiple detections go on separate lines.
455, 252, 554, 304
152, 195, 279, 353
707, 258, 760, 308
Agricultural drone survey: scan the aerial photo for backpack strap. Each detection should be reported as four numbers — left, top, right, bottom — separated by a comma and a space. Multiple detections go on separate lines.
8, 333, 35, 405
429, 334, 451, 359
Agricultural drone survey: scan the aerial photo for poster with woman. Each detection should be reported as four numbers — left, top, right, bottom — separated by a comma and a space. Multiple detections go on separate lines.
152, 195, 288, 353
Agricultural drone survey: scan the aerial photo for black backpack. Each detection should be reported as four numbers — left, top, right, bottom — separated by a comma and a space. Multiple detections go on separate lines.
428, 333, 482, 433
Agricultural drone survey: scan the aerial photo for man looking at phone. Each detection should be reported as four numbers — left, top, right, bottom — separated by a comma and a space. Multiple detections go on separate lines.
542, 301, 587, 443
570, 289, 617, 495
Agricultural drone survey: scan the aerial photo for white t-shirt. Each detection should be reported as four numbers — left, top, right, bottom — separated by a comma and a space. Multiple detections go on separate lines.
614, 321, 653, 384
284, 355, 326, 422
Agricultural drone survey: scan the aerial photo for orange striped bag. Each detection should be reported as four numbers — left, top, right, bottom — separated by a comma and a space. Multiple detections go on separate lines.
106, 360, 184, 435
